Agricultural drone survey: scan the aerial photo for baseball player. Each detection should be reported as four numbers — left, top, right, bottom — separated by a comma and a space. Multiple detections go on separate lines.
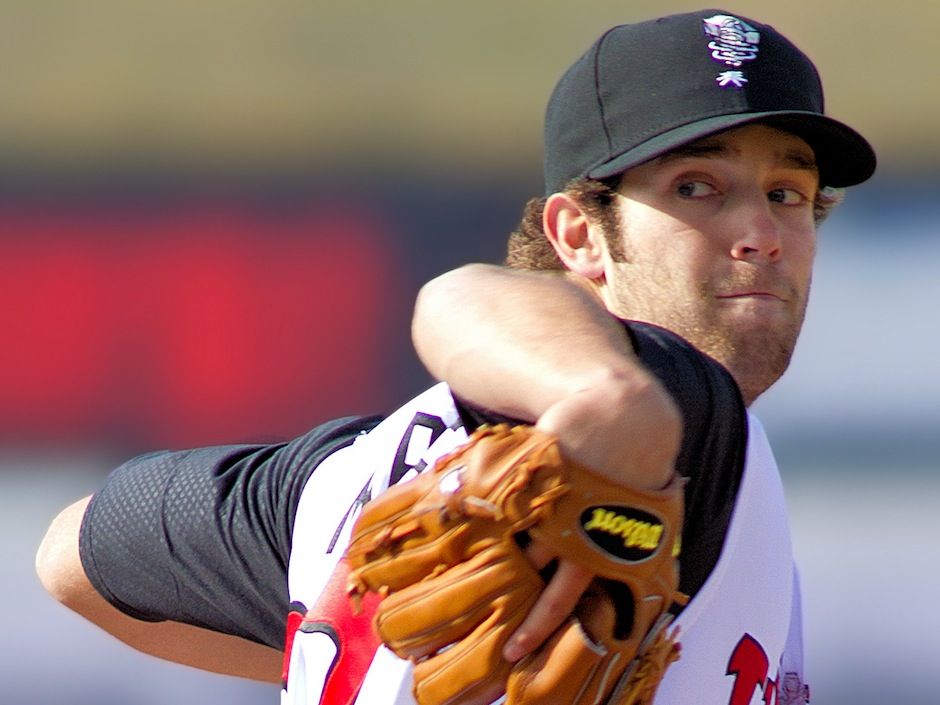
36, 9, 875, 705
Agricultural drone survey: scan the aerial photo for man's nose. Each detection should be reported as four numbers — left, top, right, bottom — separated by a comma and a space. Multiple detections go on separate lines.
729, 196, 782, 262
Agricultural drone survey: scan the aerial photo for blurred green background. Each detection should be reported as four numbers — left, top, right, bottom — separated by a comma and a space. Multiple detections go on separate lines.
2, 2, 937, 704
2, 0, 937, 173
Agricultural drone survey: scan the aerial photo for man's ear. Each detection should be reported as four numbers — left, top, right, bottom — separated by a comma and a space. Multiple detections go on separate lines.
543, 192, 607, 280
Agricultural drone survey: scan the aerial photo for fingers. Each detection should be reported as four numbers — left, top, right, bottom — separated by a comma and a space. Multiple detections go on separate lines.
502, 558, 593, 662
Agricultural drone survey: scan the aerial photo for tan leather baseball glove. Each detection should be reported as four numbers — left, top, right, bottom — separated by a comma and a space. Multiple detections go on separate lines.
345, 423, 687, 705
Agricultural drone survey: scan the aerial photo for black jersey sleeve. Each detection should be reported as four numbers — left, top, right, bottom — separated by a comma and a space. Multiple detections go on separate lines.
78, 414, 382, 650
623, 321, 747, 598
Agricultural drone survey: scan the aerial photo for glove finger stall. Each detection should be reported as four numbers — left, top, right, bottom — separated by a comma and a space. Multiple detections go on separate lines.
409, 547, 542, 705
376, 541, 544, 660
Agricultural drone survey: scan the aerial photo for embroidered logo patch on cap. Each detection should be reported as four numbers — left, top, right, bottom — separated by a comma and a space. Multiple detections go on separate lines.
702, 14, 761, 89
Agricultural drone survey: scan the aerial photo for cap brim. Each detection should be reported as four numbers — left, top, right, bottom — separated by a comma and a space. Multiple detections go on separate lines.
587, 111, 876, 188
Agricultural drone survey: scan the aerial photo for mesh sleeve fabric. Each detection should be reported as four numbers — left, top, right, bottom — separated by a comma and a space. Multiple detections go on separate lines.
79, 415, 382, 650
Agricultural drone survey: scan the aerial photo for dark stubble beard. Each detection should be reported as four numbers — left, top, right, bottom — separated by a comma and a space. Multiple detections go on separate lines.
608, 264, 811, 407
687, 294, 808, 406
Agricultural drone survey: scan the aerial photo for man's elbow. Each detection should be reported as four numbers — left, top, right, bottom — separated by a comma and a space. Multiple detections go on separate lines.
412, 264, 490, 367
35, 496, 93, 610
413, 265, 488, 326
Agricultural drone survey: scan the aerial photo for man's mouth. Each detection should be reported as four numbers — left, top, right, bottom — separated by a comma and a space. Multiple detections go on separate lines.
716, 291, 786, 302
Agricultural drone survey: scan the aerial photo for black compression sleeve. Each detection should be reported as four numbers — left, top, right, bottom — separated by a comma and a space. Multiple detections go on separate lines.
79, 415, 382, 649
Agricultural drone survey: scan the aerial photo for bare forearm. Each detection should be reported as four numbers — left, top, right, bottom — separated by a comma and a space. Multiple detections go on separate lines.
412, 264, 681, 489
414, 265, 651, 415
36, 497, 282, 684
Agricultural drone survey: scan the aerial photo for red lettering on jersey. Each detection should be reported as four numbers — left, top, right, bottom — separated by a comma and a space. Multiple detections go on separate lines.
763, 676, 778, 704
726, 633, 770, 705
283, 560, 383, 705
282, 606, 307, 685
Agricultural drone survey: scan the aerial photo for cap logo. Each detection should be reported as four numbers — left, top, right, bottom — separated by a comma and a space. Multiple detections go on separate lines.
702, 14, 760, 89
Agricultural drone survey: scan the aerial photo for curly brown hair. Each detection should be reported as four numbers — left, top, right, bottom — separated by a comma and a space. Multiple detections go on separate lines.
505, 177, 623, 271
505, 178, 844, 271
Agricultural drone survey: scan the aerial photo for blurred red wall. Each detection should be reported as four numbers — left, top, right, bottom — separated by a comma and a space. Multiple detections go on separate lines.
0, 200, 406, 449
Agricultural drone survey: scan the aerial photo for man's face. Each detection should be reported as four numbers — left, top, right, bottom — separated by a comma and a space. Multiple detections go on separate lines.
600, 124, 819, 403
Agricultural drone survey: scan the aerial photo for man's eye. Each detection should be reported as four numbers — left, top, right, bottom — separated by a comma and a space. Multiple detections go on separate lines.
676, 181, 716, 198
768, 188, 806, 205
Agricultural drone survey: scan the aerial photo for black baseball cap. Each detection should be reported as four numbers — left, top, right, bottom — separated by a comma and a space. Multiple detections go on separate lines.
544, 9, 876, 194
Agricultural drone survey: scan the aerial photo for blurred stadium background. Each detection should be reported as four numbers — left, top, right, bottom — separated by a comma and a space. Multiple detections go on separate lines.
2, 1, 937, 703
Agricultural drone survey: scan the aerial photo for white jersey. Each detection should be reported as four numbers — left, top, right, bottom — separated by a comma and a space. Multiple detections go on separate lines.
281, 383, 809, 705
654, 415, 810, 705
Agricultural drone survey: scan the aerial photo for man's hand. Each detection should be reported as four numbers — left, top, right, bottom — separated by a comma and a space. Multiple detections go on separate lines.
506, 372, 682, 662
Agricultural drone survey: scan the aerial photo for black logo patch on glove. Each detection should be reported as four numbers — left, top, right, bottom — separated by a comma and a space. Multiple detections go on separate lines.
580, 506, 664, 562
